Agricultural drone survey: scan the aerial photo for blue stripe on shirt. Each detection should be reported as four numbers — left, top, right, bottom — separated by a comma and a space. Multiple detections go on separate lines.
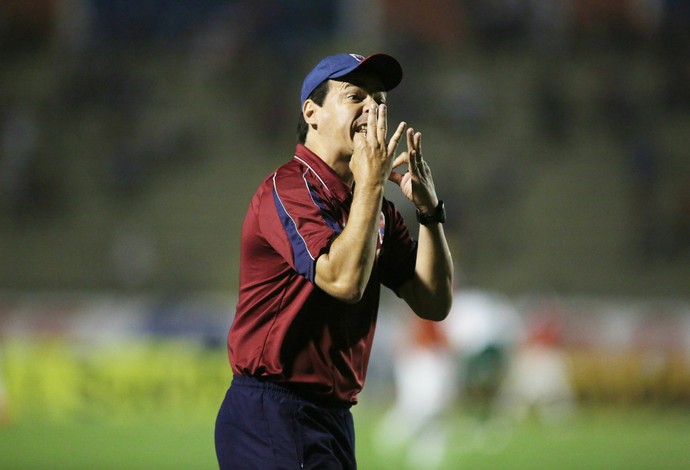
272, 173, 316, 282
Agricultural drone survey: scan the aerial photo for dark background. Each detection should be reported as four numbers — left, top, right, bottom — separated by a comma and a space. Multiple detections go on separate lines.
1, 0, 689, 297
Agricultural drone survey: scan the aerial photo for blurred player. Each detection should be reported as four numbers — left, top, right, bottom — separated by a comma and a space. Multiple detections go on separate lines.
377, 288, 522, 466
375, 315, 456, 469
495, 299, 576, 424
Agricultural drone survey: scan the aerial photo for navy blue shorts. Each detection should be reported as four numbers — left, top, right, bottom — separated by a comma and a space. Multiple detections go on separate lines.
215, 375, 356, 470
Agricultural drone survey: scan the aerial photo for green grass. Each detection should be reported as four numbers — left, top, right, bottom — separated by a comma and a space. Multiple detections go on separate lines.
354, 404, 690, 470
0, 416, 218, 470
0, 405, 688, 469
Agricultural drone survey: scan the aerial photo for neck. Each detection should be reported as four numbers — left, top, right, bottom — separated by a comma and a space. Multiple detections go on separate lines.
304, 141, 354, 185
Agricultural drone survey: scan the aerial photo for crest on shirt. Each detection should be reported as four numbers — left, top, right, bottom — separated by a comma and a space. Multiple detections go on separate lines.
376, 211, 385, 258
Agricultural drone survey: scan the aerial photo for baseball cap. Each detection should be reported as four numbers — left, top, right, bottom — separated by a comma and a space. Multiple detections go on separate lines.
300, 53, 403, 106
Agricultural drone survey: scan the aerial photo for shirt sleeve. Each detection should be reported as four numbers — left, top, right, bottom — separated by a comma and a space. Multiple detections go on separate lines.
261, 168, 336, 283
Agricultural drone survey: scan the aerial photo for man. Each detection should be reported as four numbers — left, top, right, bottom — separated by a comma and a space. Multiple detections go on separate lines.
215, 52, 453, 469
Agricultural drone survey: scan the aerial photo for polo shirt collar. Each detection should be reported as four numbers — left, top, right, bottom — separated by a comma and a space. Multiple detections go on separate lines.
294, 144, 353, 203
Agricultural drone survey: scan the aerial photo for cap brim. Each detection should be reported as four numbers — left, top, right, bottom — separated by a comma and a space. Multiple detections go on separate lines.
335, 53, 403, 92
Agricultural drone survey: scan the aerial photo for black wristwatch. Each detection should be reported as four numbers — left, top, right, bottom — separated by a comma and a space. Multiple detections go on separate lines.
416, 200, 446, 226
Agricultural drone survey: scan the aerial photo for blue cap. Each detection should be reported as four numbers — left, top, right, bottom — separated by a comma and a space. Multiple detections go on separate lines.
300, 53, 403, 106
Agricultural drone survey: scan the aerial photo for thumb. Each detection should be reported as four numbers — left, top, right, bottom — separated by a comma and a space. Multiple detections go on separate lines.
388, 171, 403, 186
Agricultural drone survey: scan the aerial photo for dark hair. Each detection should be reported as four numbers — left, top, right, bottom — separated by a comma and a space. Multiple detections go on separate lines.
297, 80, 330, 144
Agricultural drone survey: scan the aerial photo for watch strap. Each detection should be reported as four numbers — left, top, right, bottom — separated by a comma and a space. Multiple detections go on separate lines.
416, 200, 446, 225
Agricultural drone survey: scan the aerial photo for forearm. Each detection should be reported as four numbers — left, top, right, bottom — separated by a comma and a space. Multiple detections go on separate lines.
402, 222, 453, 320
314, 184, 384, 302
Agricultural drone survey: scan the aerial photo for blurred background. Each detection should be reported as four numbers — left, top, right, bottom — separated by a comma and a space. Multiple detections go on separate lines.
0, 0, 689, 469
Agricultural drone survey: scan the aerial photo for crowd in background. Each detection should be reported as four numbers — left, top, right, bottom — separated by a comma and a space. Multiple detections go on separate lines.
1, 0, 689, 294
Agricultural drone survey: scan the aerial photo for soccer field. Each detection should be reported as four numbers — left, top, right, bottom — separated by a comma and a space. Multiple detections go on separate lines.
355, 404, 690, 470
1, 295, 688, 469
1, 405, 688, 469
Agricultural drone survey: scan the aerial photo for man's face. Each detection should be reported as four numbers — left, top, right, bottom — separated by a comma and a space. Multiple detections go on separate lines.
314, 72, 387, 158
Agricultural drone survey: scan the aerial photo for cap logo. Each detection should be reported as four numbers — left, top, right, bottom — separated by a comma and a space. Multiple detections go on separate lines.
349, 54, 365, 62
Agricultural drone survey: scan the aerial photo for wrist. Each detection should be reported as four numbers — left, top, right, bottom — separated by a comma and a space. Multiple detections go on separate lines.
416, 200, 446, 226
415, 198, 439, 215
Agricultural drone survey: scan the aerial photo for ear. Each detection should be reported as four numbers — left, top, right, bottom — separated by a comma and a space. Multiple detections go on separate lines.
303, 99, 318, 127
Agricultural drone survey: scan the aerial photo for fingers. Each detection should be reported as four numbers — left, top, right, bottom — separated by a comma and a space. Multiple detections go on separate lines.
366, 103, 377, 142
406, 128, 423, 173
406, 127, 415, 151
415, 131, 423, 160
388, 121, 407, 156
390, 151, 409, 170
377, 104, 387, 143
364, 104, 394, 146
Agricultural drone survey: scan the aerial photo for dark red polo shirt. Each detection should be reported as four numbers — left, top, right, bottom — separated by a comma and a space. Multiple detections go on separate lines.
228, 144, 417, 405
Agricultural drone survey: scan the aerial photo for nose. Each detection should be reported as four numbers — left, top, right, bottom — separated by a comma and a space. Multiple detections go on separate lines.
363, 96, 378, 113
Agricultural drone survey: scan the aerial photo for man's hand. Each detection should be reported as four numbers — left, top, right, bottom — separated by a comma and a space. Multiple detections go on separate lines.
351, 104, 407, 187
388, 128, 438, 213
315, 104, 406, 303
391, 127, 453, 321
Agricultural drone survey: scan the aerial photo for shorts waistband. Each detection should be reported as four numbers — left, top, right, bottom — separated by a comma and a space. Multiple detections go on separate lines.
231, 375, 351, 410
